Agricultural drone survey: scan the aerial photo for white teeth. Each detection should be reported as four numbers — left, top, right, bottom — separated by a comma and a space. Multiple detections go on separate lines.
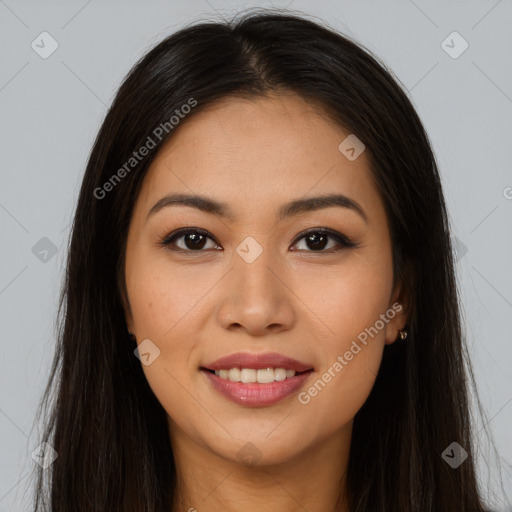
274, 368, 287, 381
256, 368, 274, 383
240, 368, 256, 383
213, 367, 297, 383
228, 368, 241, 382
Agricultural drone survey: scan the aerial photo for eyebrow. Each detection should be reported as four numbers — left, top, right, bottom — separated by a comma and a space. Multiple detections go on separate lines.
146, 192, 369, 224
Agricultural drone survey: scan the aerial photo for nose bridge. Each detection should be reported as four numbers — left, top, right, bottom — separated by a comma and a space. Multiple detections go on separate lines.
215, 234, 295, 333
233, 234, 279, 299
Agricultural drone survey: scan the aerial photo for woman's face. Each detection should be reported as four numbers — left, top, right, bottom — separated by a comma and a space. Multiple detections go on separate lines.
124, 93, 406, 466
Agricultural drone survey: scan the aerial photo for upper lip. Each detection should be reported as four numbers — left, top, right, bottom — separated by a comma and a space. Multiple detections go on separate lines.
202, 352, 314, 373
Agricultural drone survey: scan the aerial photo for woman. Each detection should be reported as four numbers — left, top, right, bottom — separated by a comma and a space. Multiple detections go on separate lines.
31, 8, 498, 511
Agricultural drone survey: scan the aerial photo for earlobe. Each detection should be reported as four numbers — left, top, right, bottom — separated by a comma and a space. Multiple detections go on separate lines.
385, 322, 409, 345
397, 326, 408, 341
384, 295, 409, 345
383, 278, 409, 344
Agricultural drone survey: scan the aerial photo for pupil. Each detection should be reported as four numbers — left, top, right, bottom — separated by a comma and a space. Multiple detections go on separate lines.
186, 233, 206, 250
307, 233, 327, 250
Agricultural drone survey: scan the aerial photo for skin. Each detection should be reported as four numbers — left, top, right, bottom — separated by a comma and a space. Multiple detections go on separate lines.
123, 92, 408, 512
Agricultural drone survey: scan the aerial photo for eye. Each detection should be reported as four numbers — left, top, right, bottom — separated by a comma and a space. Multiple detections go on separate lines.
159, 227, 358, 254
159, 228, 220, 252
291, 228, 358, 252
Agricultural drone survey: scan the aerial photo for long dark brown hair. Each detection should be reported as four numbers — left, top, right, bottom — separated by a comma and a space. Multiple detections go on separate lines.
30, 8, 504, 511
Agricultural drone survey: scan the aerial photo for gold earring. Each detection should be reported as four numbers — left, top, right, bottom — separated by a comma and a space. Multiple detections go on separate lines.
398, 327, 408, 340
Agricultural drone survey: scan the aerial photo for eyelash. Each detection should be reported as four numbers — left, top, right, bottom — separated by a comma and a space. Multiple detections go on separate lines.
158, 227, 358, 254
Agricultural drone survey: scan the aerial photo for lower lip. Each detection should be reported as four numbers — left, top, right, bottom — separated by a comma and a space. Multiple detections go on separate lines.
201, 370, 313, 407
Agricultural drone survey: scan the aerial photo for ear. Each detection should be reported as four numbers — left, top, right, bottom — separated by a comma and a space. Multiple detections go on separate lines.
384, 282, 409, 346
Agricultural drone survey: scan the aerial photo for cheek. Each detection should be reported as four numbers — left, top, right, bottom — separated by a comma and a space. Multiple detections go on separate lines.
292, 249, 393, 354
125, 250, 227, 397
126, 246, 211, 341
289, 251, 392, 428
126, 260, 208, 431
125, 249, 197, 376
295, 344, 382, 446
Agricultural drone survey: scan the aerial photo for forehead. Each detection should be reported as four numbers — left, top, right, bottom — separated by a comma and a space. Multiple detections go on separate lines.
150, 92, 354, 173
134, 93, 383, 226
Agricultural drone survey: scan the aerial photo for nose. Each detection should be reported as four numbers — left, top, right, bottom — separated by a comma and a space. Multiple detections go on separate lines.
216, 247, 296, 337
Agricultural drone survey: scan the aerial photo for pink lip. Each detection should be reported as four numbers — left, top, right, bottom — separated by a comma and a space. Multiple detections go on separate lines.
202, 352, 313, 373
202, 370, 313, 407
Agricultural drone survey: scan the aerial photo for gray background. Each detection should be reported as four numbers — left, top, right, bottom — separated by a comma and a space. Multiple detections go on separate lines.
1, 0, 511, 510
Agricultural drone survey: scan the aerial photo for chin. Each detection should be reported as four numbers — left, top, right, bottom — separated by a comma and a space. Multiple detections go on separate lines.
209, 430, 311, 468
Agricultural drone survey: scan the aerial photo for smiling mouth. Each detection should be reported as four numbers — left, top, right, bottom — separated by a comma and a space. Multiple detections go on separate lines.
200, 366, 314, 407
200, 367, 313, 384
